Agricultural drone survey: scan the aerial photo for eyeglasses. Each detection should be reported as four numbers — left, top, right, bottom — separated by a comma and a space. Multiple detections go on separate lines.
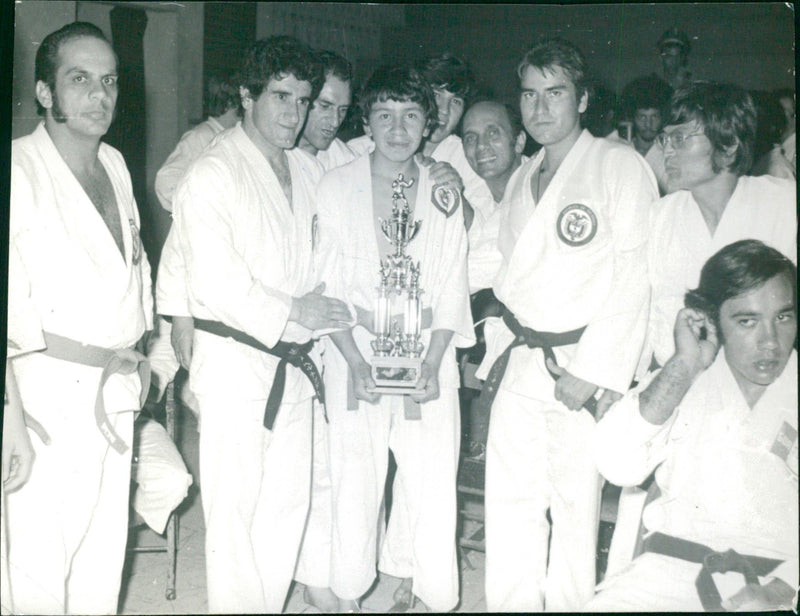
655, 130, 705, 149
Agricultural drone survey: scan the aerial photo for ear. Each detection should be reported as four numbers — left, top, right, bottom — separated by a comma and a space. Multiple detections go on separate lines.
514, 130, 527, 155
35, 80, 53, 111
578, 90, 589, 114
363, 121, 372, 138
239, 86, 252, 110
719, 141, 739, 167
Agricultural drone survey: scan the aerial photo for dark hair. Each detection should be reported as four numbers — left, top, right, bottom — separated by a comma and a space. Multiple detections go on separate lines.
685, 240, 797, 330
517, 37, 593, 105
205, 72, 241, 118
357, 65, 438, 132
417, 53, 476, 104
465, 99, 524, 138
35, 22, 115, 117
316, 49, 352, 84
666, 81, 756, 176
239, 36, 323, 103
751, 90, 788, 161
621, 74, 673, 119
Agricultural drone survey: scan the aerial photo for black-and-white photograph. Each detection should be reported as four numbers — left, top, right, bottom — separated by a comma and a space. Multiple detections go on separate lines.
2, 1, 796, 614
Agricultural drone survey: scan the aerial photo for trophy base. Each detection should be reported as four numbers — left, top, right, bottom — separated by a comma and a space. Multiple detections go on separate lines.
368, 355, 425, 395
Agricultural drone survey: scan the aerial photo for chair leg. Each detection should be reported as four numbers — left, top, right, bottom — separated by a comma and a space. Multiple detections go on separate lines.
165, 510, 178, 600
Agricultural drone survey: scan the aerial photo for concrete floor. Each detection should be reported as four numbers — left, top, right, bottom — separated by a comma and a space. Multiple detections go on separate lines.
118, 394, 615, 614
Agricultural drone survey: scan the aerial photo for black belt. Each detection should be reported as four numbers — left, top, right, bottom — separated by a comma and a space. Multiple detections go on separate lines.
475, 307, 596, 416
643, 532, 783, 612
193, 319, 324, 430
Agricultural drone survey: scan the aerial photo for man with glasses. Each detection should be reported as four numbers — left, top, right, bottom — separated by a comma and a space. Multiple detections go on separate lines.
643, 81, 796, 374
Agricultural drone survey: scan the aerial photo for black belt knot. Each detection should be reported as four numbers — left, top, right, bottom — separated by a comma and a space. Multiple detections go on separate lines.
193, 318, 325, 430
474, 307, 595, 416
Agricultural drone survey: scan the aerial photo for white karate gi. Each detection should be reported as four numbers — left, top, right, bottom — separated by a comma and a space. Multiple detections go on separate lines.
310, 153, 473, 610
588, 352, 798, 611
645, 175, 797, 371
154, 116, 226, 212
5, 123, 153, 615
315, 137, 358, 171
171, 125, 323, 613
481, 129, 657, 611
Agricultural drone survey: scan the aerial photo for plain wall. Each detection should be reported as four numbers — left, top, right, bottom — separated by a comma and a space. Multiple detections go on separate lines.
385, 3, 795, 104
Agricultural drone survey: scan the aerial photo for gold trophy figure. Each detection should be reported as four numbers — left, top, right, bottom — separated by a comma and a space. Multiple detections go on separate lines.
369, 174, 426, 393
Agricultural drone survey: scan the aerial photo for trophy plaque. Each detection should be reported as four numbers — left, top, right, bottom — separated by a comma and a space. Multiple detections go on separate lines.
369, 174, 426, 394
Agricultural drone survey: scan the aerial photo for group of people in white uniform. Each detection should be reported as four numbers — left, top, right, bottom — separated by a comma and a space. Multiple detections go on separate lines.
2, 20, 797, 615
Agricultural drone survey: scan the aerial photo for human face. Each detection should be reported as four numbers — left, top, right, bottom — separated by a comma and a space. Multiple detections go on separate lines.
242, 74, 312, 158
462, 102, 523, 182
365, 98, 429, 164
300, 75, 352, 153
519, 65, 587, 150
660, 120, 718, 193
719, 274, 796, 405
36, 36, 118, 138
428, 87, 465, 145
634, 108, 662, 142
660, 44, 684, 75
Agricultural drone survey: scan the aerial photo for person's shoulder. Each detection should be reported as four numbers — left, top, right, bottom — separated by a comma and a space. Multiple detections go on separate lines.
738, 173, 795, 196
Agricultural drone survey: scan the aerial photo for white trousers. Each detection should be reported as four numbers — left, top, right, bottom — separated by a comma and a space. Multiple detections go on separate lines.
197, 392, 312, 614
485, 387, 601, 612
298, 388, 460, 610
294, 402, 333, 587
3, 400, 133, 615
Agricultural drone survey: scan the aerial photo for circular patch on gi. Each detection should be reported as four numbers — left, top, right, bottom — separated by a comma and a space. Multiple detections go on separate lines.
129, 218, 142, 265
556, 204, 597, 246
431, 185, 461, 217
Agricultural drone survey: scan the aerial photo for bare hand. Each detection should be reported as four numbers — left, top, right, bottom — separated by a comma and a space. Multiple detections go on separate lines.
594, 389, 623, 422
291, 283, 353, 331
410, 360, 440, 403
170, 315, 195, 371
427, 161, 465, 195
673, 307, 719, 376
352, 361, 380, 404
546, 357, 599, 411
3, 409, 36, 493
721, 579, 796, 611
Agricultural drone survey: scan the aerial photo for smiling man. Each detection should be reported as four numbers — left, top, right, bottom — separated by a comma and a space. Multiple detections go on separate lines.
5, 22, 153, 614
591, 240, 798, 612
478, 38, 658, 611
167, 36, 352, 613
644, 82, 797, 375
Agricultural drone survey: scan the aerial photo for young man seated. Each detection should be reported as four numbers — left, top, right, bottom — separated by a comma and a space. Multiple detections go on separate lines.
308, 64, 474, 612
590, 239, 797, 612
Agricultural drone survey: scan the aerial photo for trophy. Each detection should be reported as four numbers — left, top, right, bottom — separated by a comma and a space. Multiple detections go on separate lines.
369, 174, 425, 394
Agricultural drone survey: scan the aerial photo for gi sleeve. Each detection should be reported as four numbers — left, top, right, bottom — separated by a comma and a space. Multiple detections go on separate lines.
594, 368, 675, 487
312, 170, 356, 335
155, 225, 191, 318
174, 157, 292, 349
567, 148, 657, 393
430, 207, 475, 348
6, 240, 46, 359
155, 125, 213, 212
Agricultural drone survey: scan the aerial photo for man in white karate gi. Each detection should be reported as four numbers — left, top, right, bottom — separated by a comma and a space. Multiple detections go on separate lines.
310, 65, 474, 612
645, 81, 797, 374
169, 36, 352, 613
5, 22, 153, 614
589, 240, 797, 612
296, 49, 357, 171
479, 38, 657, 611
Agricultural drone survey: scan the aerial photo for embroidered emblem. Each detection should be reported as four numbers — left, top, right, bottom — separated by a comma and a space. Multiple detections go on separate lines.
556, 204, 597, 246
129, 218, 142, 265
431, 185, 461, 217
311, 214, 319, 251
770, 421, 797, 461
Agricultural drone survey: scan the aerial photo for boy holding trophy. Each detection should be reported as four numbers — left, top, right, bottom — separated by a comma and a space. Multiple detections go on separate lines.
309, 65, 474, 612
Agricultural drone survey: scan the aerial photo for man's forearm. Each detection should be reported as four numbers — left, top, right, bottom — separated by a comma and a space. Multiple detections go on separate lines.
639, 355, 699, 425
330, 329, 367, 369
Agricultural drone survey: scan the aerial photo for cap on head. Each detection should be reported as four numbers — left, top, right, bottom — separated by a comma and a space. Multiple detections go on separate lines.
658, 27, 691, 54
